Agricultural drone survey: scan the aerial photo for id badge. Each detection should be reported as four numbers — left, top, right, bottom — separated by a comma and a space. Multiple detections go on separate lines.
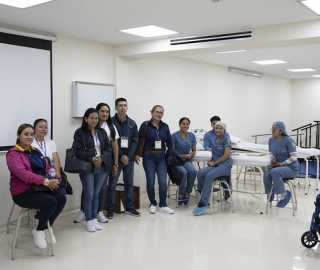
121, 137, 129, 148
155, 139, 162, 149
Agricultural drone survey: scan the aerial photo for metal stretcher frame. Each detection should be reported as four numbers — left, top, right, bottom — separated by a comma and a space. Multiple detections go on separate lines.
193, 152, 270, 214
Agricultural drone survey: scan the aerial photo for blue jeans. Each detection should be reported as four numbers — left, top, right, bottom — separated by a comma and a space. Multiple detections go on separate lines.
79, 166, 107, 221
13, 188, 66, 231
197, 164, 231, 205
107, 160, 135, 211
263, 166, 299, 195
143, 152, 167, 207
177, 161, 197, 193
80, 158, 112, 213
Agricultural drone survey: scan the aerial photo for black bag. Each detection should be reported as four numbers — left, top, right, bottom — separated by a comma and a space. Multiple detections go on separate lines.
60, 167, 73, 195
31, 174, 52, 192
64, 129, 93, 174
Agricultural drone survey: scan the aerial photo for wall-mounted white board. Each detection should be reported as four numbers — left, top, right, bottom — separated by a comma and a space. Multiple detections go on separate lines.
72, 82, 115, 117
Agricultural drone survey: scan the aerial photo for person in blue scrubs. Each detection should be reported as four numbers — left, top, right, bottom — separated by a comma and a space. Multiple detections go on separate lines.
263, 121, 299, 207
193, 121, 233, 216
203, 115, 232, 199
171, 117, 197, 205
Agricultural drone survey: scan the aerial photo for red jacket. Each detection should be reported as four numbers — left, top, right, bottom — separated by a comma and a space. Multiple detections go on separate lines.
6, 146, 50, 196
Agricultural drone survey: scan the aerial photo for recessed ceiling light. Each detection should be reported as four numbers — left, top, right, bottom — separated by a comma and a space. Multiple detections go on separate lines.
252, 60, 287, 65
216, 50, 246, 54
0, 0, 53, 8
119, 25, 179, 38
286, 68, 316, 72
311, 75, 320, 77
300, 0, 320, 15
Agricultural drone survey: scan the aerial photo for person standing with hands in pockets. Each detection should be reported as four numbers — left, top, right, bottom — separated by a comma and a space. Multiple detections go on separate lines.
106, 98, 140, 219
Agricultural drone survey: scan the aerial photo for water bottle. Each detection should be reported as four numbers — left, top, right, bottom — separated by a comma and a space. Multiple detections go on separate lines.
49, 166, 56, 178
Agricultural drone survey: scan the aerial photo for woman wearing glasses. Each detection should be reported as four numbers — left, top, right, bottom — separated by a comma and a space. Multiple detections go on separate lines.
263, 121, 299, 207
135, 105, 174, 214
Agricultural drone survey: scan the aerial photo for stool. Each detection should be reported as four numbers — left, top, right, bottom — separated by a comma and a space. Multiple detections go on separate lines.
266, 178, 298, 216
194, 176, 234, 214
166, 176, 179, 208
7, 202, 54, 260
209, 176, 234, 214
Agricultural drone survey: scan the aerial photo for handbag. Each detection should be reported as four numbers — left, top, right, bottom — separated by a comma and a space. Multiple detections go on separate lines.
31, 174, 52, 192
138, 121, 148, 157
64, 129, 93, 174
60, 167, 73, 195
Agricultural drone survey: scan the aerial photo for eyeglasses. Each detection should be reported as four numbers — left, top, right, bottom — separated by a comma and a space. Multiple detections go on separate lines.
154, 111, 164, 115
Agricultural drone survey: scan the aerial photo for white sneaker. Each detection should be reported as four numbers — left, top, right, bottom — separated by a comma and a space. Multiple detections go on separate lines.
97, 211, 108, 223
74, 210, 85, 223
32, 228, 47, 248
86, 220, 96, 232
159, 206, 174, 214
149, 205, 157, 214
92, 219, 102, 230
45, 227, 56, 245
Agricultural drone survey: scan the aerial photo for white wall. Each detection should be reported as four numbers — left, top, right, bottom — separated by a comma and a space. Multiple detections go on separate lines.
116, 56, 293, 144
0, 35, 114, 226
292, 79, 320, 147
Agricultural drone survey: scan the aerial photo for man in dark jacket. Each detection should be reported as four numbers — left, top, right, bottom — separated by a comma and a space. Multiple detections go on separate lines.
107, 98, 140, 218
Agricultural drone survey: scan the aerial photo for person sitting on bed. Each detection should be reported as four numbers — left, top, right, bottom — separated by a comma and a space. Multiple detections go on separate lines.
263, 121, 299, 207
193, 121, 233, 216
203, 115, 232, 199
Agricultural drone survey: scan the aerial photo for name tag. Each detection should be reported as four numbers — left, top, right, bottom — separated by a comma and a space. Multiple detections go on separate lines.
121, 137, 129, 148
155, 139, 162, 149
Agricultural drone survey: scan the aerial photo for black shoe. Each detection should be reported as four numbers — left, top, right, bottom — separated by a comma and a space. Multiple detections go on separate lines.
224, 191, 231, 200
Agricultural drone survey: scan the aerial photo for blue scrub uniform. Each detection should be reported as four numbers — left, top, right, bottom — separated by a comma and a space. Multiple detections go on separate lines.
171, 131, 197, 193
263, 136, 300, 195
197, 134, 233, 205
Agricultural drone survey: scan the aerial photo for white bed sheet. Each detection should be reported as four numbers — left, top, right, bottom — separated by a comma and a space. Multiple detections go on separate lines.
193, 151, 271, 167
232, 141, 320, 158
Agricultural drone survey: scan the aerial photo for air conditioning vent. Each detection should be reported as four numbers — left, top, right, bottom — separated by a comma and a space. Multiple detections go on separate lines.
170, 30, 253, 46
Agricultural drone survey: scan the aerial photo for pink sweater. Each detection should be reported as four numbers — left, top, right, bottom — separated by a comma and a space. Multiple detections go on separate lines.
6, 148, 50, 196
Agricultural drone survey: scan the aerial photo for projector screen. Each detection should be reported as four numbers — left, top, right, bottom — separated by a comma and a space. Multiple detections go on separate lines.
0, 33, 52, 151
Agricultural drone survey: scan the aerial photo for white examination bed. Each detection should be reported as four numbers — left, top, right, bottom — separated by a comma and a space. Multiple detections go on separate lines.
231, 140, 320, 192
193, 151, 271, 214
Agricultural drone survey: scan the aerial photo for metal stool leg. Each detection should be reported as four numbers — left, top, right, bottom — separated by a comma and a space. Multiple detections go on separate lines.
7, 202, 16, 234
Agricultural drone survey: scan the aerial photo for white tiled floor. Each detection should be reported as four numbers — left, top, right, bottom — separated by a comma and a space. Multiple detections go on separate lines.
1, 174, 320, 270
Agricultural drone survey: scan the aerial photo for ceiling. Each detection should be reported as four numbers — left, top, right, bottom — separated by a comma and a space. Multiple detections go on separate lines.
0, 0, 320, 79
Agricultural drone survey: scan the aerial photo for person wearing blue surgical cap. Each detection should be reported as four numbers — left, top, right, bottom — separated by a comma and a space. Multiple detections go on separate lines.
263, 121, 300, 208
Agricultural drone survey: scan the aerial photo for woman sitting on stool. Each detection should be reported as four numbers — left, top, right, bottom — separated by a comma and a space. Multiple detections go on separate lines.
6, 124, 66, 248
263, 121, 299, 207
193, 121, 232, 216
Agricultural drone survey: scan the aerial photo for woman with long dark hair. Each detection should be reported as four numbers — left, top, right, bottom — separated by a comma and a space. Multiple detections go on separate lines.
73, 108, 112, 232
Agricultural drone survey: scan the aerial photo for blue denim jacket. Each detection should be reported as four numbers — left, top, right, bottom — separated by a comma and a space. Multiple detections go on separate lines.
112, 114, 139, 161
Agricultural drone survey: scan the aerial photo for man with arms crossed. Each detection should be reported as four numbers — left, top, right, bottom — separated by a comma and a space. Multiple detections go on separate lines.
107, 98, 140, 218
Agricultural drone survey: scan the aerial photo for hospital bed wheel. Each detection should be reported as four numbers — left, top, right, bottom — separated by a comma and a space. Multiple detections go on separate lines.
301, 231, 318, 248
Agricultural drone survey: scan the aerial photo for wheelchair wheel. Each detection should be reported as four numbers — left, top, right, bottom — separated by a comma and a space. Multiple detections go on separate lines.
301, 231, 319, 248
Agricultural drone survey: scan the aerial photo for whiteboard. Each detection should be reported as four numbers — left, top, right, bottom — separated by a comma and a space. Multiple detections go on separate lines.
0, 33, 52, 151
72, 82, 115, 117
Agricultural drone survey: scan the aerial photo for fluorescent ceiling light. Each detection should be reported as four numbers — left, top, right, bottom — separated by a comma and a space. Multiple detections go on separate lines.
252, 60, 287, 65
0, 0, 53, 8
300, 0, 320, 15
119, 25, 178, 38
311, 75, 320, 77
216, 50, 246, 54
228, 67, 263, 78
286, 68, 316, 72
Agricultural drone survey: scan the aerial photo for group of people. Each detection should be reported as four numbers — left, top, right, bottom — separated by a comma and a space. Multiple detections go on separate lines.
6, 96, 300, 248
